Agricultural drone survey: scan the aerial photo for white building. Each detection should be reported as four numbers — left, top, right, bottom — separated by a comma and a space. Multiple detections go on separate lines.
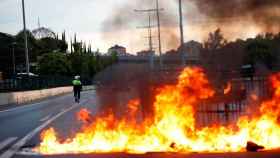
178, 40, 202, 61
108, 45, 127, 56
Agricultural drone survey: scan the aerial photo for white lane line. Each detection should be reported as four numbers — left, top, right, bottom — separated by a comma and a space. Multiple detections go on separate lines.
0, 102, 44, 114
0, 94, 73, 114
0, 137, 17, 151
0, 102, 82, 158
39, 115, 51, 122
60, 108, 66, 112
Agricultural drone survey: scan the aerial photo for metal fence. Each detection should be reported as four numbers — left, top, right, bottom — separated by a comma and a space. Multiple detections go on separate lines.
0, 76, 93, 93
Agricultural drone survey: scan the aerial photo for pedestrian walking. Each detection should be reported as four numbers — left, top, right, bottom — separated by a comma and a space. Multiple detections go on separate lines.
73, 75, 82, 103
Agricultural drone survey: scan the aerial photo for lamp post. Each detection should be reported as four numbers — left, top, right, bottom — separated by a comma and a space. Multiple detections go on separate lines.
21, 0, 30, 74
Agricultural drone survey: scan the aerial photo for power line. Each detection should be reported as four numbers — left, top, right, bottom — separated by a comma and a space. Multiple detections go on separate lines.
135, 12, 155, 52
134, 0, 164, 67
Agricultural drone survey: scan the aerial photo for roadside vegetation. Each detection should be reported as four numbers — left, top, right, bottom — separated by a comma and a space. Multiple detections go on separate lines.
0, 29, 117, 79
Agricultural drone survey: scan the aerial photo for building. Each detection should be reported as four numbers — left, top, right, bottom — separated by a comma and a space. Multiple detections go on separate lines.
137, 50, 155, 57
178, 40, 202, 61
108, 45, 127, 56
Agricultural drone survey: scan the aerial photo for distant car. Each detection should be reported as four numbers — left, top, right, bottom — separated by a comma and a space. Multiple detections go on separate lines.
241, 64, 255, 79
16, 72, 39, 79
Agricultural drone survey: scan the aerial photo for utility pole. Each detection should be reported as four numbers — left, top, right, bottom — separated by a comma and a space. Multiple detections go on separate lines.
156, 0, 163, 67
178, 0, 185, 65
134, 10, 157, 52
135, 10, 157, 69
179, 0, 184, 45
135, 0, 163, 67
12, 42, 17, 75
148, 13, 153, 52
21, 0, 30, 74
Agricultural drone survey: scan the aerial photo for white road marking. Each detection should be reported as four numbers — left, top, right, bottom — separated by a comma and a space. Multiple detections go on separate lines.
60, 108, 66, 112
0, 102, 45, 114
0, 137, 17, 151
0, 94, 71, 114
0, 101, 84, 158
39, 115, 51, 122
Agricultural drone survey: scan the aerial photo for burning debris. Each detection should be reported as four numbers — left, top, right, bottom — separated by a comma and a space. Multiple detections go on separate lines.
34, 67, 280, 154
223, 82, 232, 95
246, 141, 264, 152
77, 109, 92, 123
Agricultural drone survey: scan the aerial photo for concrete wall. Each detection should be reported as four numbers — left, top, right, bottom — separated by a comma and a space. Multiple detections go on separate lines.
0, 85, 95, 106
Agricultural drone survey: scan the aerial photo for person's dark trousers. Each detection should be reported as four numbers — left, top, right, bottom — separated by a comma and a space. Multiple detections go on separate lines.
74, 89, 81, 103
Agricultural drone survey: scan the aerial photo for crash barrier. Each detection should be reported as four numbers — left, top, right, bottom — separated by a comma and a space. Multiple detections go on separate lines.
0, 85, 95, 106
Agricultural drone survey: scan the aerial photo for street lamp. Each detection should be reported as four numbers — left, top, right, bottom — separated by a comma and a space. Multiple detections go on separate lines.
21, 0, 30, 74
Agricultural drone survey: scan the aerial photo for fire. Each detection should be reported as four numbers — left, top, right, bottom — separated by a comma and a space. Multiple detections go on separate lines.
35, 67, 280, 154
223, 82, 232, 95
250, 94, 258, 101
77, 108, 91, 123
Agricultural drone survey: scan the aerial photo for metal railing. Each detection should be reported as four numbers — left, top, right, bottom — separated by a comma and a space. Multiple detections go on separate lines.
0, 76, 93, 93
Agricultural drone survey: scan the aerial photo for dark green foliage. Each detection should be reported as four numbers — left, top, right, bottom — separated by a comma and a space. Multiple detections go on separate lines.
38, 52, 71, 76
202, 29, 280, 73
204, 28, 227, 50
245, 35, 278, 69
0, 29, 117, 79
68, 50, 117, 78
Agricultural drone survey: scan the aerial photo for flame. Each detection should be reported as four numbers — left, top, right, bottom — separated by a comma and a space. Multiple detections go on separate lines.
223, 82, 232, 95
250, 94, 258, 101
35, 67, 280, 154
77, 108, 91, 123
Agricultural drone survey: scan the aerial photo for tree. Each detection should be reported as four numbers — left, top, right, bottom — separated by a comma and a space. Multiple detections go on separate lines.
245, 38, 276, 69
15, 30, 39, 62
204, 28, 227, 51
38, 52, 71, 75
36, 36, 68, 55
68, 51, 84, 75
59, 31, 68, 53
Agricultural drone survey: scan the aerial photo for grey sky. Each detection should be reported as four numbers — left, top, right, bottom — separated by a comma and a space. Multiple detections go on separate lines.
0, 0, 132, 52
0, 0, 123, 33
0, 0, 203, 53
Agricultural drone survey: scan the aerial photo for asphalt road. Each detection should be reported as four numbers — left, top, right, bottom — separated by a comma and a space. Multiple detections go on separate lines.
0, 88, 280, 158
0, 90, 98, 158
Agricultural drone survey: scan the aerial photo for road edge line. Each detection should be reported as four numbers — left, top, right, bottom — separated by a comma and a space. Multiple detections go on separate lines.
0, 102, 81, 158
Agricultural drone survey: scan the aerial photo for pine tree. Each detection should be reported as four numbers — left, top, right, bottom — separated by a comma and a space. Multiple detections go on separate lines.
74, 33, 77, 44
70, 39, 73, 54
88, 44, 91, 54
83, 42, 87, 54
62, 30, 66, 42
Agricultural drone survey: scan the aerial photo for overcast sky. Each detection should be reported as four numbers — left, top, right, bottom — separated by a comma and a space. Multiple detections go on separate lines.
0, 0, 137, 52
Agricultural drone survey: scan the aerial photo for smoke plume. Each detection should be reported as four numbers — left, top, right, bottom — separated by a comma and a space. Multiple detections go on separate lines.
102, 0, 280, 53
190, 0, 280, 32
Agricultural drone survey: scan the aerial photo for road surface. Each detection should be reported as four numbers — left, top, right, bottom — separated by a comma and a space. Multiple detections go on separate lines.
0, 87, 280, 158
0, 90, 99, 158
